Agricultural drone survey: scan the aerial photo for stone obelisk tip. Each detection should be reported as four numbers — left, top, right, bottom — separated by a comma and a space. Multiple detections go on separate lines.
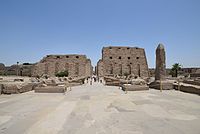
157, 43, 165, 49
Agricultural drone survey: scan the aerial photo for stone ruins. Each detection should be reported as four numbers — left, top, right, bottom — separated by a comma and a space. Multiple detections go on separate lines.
155, 43, 166, 81
0, 44, 200, 95
97, 46, 149, 78
32, 54, 92, 77
150, 43, 173, 90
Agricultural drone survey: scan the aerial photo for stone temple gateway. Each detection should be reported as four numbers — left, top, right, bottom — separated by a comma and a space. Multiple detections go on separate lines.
32, 54, 92, 77
97, 46, 149, 77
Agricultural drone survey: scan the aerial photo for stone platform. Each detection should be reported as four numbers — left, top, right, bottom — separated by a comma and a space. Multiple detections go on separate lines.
1, 82, 35, 94
34, 86, 66, 93
121, 84, 149, 91
174, 83, 200, 95
104, 76, 120, 86
149, 80, 173, 90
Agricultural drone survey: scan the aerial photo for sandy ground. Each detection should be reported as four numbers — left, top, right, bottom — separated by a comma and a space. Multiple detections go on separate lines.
0, 82, 200, 134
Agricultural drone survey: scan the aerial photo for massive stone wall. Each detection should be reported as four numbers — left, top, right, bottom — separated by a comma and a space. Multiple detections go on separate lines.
97, 46, 149, 78
32, 54, 92, 77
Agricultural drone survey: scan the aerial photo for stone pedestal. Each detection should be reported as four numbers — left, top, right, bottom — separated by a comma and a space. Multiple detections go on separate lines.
149, 80, 173, 90
121, 84, 149, 91
35, 86, 66, 93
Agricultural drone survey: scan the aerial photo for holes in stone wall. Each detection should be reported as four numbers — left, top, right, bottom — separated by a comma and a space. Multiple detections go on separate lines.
76, 56, 79, 59
128, 57, 130, 59
110, 57, 112, 59
119, 56, 121, 59
136, 57, 139, 59
66, 56, 69, 58
138, 64, 141, 77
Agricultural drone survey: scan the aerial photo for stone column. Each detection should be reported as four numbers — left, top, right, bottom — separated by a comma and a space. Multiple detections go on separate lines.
155, 43, 166, 81
149, 43, 173, 90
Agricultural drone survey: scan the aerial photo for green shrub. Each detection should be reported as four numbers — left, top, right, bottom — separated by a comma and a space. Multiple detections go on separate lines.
55, 70, 68, 77
170, 63, 182, 77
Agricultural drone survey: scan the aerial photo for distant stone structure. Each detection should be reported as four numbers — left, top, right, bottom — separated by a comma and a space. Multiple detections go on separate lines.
32, 54, 92, 77
190, 69, 200, 78
97, 46, 149, 78
0, 63, 33, 76
149, 67, 200, 77
155, 44, 166, 80
0, 63, 5, 75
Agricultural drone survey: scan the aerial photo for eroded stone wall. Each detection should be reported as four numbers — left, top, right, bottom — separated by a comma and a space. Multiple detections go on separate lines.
97, 46, 149, 78
32, 55, 92, 77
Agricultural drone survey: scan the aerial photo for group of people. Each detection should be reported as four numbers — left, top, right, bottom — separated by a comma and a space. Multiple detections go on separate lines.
85, 75, 103, 85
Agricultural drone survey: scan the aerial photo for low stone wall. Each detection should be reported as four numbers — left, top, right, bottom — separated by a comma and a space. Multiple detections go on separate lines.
183, 80, 200, 86
104, 77, 120, 86
35, 86, 66, 93
121, 84, 149, 91
174, 84, 200, 95
68, 82, 82, 87
2, 83, 35, 94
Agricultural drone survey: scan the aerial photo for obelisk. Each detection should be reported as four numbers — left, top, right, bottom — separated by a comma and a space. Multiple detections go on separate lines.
155, 43, 166, 81
150, 43, 173, 90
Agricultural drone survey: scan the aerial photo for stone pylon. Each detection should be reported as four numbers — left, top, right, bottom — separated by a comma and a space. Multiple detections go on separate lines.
155, 43, 166, 81
149, 43, 173, 90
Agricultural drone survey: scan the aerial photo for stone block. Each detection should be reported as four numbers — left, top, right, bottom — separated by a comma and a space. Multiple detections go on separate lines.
2, 84, 20, 94
34, 86, 66, 93
183, 80, 200, 86
179, 85, 200, 95
149, 81, 173, 90
121, 84, 149, 91
174, 83, 200, 95
2, 82, 34, 94
104, 77, 120, 86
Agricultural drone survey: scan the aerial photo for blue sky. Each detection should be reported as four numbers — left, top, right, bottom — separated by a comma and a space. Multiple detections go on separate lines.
0, 0, 200, 68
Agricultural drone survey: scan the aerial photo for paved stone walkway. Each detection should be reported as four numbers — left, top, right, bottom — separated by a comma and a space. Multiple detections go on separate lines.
0, 82, 200, 134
